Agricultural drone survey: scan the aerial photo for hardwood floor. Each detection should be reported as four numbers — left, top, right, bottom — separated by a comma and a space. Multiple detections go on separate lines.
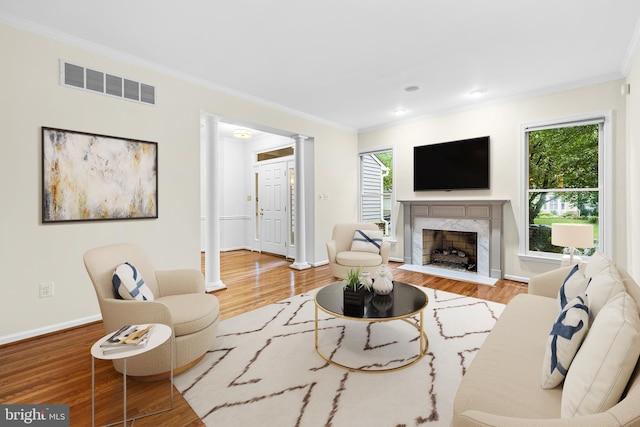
0, 250, 527, 426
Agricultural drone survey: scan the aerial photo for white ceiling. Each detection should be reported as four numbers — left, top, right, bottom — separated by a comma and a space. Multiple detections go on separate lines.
2, 1, 640, 131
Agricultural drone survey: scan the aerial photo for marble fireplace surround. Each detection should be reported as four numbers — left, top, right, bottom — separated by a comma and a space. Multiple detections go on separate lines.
400, 200, 508, 279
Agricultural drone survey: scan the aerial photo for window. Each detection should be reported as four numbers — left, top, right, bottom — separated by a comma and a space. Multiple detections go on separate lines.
360, 149, 393, 237
522, 114, 611, 259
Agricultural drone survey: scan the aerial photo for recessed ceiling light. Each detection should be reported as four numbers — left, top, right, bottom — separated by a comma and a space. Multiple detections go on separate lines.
233, 129, 252, 139
469, 89, 486, 97
393, 108, 407, 115
404, 85, 420, 92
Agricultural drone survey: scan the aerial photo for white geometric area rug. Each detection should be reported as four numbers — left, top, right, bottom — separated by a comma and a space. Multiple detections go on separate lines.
174, 288, 504, 427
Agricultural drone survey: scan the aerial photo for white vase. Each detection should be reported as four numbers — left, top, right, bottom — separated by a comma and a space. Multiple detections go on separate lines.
372, 265, 394, 295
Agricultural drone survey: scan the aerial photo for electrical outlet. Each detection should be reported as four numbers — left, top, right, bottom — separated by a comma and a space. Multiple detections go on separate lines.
40, 282, 54, 298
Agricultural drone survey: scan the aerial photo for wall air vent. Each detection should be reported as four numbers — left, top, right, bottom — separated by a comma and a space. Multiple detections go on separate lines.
60, 60, 157, 106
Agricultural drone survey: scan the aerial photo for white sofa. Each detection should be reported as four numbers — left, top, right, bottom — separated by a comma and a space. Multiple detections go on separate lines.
326, 222, 390, 279
452, 253, 640, 426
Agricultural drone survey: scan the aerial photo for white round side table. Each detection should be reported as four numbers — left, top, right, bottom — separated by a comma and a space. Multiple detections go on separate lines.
90, 324, 173, 427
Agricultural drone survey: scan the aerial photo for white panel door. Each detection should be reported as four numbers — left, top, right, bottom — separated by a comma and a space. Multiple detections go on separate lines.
258, 161, 287, 256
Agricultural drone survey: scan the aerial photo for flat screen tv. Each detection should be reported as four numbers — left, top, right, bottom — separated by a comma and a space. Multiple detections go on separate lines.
413, 136, 490, 191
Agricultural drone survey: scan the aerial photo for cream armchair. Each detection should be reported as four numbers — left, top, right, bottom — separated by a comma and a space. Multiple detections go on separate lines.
83, 243, 220, 377
326, 222, 390, 279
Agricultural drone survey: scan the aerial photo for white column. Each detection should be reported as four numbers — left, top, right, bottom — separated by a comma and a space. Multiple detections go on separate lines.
290, 134, 311, 270
204, 114, 226, 290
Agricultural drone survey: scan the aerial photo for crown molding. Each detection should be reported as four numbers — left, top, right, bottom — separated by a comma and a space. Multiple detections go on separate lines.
359, 72, 624, 135
0, 12, 355, 133
621, 16, 640, 76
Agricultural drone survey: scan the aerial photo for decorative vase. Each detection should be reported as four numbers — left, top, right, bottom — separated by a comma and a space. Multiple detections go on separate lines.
343, 285, 366, 316
372, 264, 394, 295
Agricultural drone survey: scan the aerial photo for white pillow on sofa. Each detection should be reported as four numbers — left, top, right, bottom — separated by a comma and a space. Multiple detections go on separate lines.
557, 263, 590, 311
542, 294, 590, 389
350, 229, 383, 254
112, 262, 155, 301
583, 251, 612, 279
561, 291, 640, 417
585, 264, 625, 322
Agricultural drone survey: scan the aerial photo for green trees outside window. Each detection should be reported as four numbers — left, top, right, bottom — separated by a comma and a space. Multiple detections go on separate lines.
527, 124, 599, 254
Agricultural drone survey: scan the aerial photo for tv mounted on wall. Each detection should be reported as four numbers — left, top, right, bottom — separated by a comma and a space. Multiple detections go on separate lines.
413, 136, 490, 191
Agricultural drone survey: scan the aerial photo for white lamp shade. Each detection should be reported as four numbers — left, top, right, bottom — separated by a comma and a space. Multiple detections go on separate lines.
551, 223, 594, 248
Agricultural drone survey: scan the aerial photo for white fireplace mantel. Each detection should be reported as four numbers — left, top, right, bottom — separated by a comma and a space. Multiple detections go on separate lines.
399, 199, 509, 279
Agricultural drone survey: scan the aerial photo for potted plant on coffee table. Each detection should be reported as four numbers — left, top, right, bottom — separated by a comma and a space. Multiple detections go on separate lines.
343, 267, 370, 316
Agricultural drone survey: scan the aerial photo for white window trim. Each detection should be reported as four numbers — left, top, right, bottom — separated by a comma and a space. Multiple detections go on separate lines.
518, 111, 612, 263
359, 146, 396, 241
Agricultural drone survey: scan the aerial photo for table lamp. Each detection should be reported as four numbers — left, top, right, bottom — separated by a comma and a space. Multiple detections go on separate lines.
551, 223, 594, 266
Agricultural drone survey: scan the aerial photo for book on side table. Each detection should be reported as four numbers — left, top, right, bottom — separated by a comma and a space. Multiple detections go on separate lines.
101, 324, 155, 355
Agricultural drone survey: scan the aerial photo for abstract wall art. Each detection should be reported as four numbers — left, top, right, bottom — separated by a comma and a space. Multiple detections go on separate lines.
42, 127, 158, 222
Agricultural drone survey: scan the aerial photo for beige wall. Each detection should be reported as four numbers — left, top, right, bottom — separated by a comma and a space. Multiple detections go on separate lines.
0, 23, 358, 341
359, 80, 628, 281
1, 19, 636, 343
626, 51, 640, 278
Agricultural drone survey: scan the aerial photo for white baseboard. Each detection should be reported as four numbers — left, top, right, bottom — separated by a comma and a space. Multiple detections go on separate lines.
0, 314, 102, 346
220, 246, 253, 252
504, 274, 530, 283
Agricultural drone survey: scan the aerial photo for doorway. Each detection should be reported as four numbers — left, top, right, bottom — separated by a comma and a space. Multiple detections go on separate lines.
200, 115, 314, 273
258, 160, 288, 256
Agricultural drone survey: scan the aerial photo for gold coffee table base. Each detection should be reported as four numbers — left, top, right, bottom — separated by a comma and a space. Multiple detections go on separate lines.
314, 303, 429, 373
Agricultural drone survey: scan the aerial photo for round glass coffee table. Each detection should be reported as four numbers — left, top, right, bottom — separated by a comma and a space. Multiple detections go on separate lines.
314, 281, 428, 372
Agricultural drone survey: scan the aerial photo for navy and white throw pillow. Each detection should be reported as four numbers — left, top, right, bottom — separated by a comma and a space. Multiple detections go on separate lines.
350, 229, 383, 254
541, 294, 589, 389
557, 263, 589, 311
112, 262, 154, 301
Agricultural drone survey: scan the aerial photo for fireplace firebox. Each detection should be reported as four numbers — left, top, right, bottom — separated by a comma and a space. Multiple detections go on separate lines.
423, 229, 477, 271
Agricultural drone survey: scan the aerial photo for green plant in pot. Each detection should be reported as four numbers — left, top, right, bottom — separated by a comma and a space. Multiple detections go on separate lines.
343, 267, 369, 316
344, 267, 362, 291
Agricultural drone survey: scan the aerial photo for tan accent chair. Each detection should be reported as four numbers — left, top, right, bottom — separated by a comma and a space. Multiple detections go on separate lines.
83, 243, 220, 377
326, 222, 390, 279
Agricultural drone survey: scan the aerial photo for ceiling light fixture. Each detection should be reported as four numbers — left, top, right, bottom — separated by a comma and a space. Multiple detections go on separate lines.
233, 129, 252, 139
404, 85, 420, 92
393, 108, 407, 116
469, 89, 486, 97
